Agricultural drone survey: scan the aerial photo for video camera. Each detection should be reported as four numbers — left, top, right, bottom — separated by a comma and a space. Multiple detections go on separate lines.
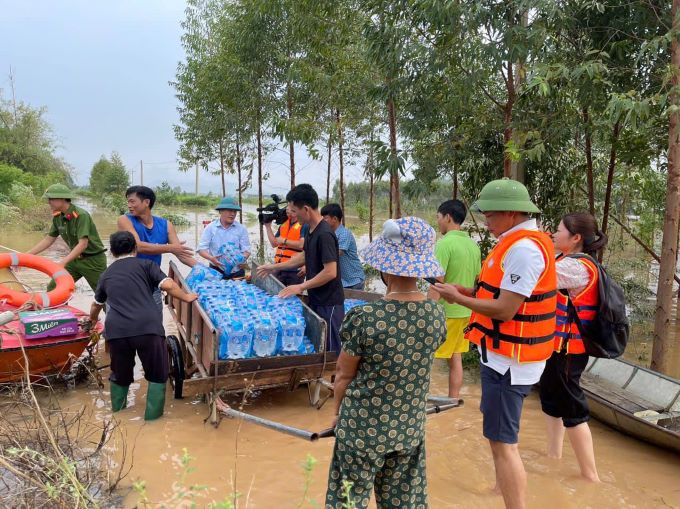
257, 194, 288, 225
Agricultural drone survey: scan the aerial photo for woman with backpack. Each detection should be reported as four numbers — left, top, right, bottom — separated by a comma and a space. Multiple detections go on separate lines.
540, 212, 607, 482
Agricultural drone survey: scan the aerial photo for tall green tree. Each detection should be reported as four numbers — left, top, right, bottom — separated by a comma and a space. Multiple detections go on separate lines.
89, 153, 130, 196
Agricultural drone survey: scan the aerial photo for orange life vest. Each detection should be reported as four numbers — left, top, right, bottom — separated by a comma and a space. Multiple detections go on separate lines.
466, 229, 557, 363
554, 255, 599, 354
274, 220, 303, 263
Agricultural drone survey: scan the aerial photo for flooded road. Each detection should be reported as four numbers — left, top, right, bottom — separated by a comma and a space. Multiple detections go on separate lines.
2, 201, 680, 508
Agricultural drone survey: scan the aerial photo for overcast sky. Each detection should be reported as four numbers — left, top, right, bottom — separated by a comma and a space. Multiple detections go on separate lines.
1, 1, 363, 197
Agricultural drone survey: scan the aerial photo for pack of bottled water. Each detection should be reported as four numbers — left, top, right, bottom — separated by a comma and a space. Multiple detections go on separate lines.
344, 298, 368, 314
188, 277, 311, 360
185, 264, 223, 289
216, 243, 247, 275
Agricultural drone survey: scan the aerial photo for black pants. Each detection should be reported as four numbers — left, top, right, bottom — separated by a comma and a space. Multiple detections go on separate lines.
312, 304, 345, 353
277, 270, 304, 286
539, 351, 590, 427
210, 264, 245, 280
108, 334, 169, 386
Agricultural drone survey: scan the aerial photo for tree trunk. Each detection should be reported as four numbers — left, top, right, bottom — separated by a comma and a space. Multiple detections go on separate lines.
509, 10, 526, 184
387, 97, 401, 218
503, 58, 516, 179
287, 81, 295, 188
369, 171, 375, 242
219, 138, 226, 197
453, 165, 458, 199
601, 120, 621, 243
583, 107, 595, 215
236, 138, 243, 224
326, 136, 332, 204
652, 0, 680, 375
336, 109, 346, 222
368, 132, 375, 242
256, 123, 264, 248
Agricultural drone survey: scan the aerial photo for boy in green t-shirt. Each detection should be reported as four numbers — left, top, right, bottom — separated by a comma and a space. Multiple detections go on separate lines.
27, 184, 107, 291
428, 199, 481, 398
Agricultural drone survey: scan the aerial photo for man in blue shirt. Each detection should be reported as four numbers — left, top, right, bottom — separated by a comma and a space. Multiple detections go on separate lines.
198, 196, 251, 279
320, 203, 365, 290
118, 185, 196, 311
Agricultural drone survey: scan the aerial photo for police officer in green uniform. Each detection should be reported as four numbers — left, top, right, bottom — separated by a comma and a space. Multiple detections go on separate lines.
27, 184, 107, 291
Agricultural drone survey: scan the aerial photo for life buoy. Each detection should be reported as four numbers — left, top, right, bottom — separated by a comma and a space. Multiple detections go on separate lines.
0, 253, 75, 307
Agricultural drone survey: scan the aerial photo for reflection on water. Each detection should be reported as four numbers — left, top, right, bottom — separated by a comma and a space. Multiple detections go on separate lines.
2, 201, 680, 508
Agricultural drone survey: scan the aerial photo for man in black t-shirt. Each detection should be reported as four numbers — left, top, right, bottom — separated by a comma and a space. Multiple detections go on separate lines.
257, 184, 345, 352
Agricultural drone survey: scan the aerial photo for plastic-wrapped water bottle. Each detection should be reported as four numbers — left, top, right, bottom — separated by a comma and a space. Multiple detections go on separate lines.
280, 314, 305, 354
219, 319, 252, 359
252, 315, 278, 357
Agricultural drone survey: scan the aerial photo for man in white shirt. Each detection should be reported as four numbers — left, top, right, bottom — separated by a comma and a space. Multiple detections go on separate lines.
435, 178, 557, 509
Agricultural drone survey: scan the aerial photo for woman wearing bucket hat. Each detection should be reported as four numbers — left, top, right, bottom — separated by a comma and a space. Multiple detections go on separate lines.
325, 217, 447, 509
197, 197, 251, 279
434, 178, 557, 509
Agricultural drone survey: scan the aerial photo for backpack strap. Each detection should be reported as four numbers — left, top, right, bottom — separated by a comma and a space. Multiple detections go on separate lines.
566, 297, 586, 350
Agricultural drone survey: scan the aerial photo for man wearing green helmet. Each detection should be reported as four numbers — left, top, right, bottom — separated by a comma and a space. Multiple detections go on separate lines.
434, 178, 557, 509
27, 183, 107, 291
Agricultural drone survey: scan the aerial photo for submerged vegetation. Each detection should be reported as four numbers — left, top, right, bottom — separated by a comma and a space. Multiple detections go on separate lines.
0, 381, 129, 507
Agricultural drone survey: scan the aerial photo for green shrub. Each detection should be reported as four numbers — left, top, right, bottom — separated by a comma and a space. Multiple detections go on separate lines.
355, 201, 369, 222
160, 212, 190, 226
0, 164, 63, 198
89, 153, 130, 196
178, 194, 213, 207
101, 193, 128, 215
0, 202, 20, 223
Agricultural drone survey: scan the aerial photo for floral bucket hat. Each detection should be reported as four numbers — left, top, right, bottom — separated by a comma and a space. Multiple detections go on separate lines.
362, 216, 444, 278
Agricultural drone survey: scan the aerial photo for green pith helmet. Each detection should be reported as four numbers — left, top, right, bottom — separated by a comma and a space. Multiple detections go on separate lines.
42, 183, 74, 200
215, 196, 241, 211
471, 178, 540, 213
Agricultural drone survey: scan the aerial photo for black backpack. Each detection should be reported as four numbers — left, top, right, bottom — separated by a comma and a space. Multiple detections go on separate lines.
565, 254, 629, 358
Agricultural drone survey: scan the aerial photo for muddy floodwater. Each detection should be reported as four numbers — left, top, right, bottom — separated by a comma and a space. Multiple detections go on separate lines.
2, 202, 680, 508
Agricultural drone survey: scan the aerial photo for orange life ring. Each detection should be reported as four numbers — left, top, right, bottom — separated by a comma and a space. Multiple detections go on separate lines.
0, 253, 75, 307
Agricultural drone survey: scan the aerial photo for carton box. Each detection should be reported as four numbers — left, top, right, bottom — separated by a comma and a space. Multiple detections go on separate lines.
19, 309, 79, 339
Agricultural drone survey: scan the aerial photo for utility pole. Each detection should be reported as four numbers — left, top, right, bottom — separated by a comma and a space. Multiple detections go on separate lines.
140, 160, 144, 186
195, 161, 199, 195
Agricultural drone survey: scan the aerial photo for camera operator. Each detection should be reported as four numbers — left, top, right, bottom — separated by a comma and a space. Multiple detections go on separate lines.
265, 204, 308, 286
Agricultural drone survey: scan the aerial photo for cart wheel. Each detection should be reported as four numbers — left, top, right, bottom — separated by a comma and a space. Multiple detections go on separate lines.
167, 335, 185, 399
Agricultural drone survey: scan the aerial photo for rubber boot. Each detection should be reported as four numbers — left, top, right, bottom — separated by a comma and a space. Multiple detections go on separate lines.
144, 382, 167, 421
110, 382, 129, 412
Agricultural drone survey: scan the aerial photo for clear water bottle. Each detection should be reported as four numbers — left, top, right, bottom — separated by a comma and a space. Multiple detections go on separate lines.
280, 314, 305, 354
252, 315, 277, 357
222, 319, 252, 359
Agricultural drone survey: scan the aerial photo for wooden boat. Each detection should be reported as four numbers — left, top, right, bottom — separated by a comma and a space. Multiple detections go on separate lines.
0, 266, 99, 383
581, 357, 680, 454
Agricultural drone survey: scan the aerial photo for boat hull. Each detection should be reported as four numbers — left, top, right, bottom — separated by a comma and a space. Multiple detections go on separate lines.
0, 337, 89, 383
582, 357, 680, 454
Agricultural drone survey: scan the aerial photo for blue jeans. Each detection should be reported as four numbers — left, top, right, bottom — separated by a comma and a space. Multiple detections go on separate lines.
345, 281, 365, 291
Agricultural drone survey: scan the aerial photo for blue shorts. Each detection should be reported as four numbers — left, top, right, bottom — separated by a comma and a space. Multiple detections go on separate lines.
480, 363, 532, 444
